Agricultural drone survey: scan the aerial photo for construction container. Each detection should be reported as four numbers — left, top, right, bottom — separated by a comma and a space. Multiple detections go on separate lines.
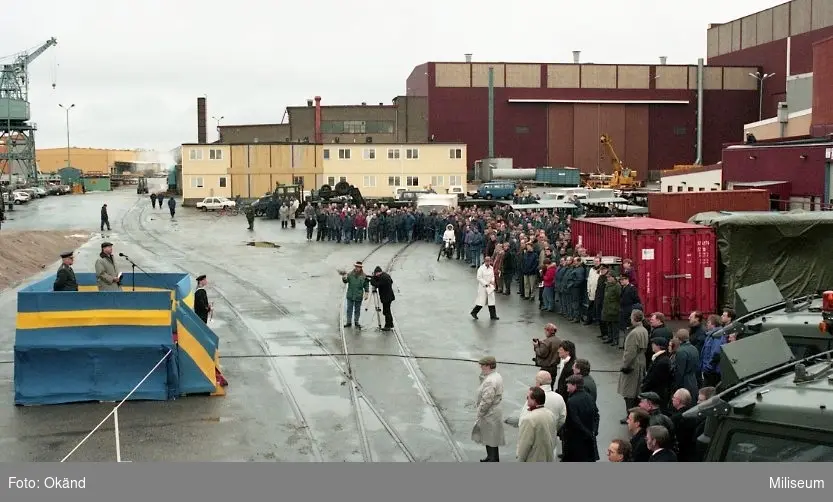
647, 189, 770, 223
571, 217, 717, 318
58, 167, 82, 185
535, 167, 581, 187
82, 176, 112, 192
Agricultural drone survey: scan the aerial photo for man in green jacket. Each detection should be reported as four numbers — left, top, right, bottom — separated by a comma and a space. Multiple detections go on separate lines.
341, 261, 369, 329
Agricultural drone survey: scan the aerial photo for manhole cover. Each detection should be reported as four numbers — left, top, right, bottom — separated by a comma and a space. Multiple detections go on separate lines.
246, 241, 280, 248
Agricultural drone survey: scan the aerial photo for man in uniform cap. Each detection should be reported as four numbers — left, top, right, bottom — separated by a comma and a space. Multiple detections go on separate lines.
193, 275, 212, 323
472, 355, 505, 462
53, 251, 79, 292
95, 242, 121, 291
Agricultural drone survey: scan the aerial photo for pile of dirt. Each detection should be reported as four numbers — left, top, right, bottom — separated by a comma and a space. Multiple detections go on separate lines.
0, 230, 92, 291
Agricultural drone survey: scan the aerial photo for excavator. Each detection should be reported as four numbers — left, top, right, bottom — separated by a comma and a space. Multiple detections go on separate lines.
585, 134, 641, 189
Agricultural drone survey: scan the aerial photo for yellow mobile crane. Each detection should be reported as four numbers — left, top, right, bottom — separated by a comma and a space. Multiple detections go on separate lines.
589, 134, 640, 189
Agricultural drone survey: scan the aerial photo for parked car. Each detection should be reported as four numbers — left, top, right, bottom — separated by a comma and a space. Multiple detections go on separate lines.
31, 187, 47, 198
12, 190, 31, 204
195, 197, 236, 211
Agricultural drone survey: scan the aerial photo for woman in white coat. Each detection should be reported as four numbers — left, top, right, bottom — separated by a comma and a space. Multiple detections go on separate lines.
470, 255, 499, 320
472, 355, 506, 461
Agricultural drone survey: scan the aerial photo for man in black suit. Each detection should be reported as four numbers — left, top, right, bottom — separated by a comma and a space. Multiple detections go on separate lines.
369, 266, 395, 331
559, 374, 599, 462
626, 407, 651, 462
53, 251, 79, 291
647, 425, 677, 462
193, 274, 211, 324
641, 338, 673, 414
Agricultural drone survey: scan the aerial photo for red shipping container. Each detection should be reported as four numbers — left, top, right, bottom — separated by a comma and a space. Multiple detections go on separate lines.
646, 189, 771, 223
571, 217, 717, 318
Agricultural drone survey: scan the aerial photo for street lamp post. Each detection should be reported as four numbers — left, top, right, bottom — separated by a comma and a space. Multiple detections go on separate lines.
748, 72, 775, 122
58, 104, 75, 167
212, 116, 224, 141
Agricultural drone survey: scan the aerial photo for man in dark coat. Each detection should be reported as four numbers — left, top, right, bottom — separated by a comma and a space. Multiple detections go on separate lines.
193, 274, 212, 324
647, 425, 677, 462
673, 329, 702, 399
100, 204, 111, 231
53, 251, 79, 291
150, 192, 158, 208
618, 275, 641, 336
687, 311, 707, 352
641, 337, 674, 413
369, 266, 395, 331
167, 197, 176, 219
559, 375, 599, 462
572, 358, 597, 402
670, 388, 700, 462
245, 205, 255, 230
647, 312, 673, 367
626, 407, 651, 462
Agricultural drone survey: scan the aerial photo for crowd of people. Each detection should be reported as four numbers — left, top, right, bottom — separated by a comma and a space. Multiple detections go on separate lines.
472, 305, 737, 463
270, 198, 744, 462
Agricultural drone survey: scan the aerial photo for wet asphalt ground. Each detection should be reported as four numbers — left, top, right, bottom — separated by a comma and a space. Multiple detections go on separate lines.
0, 187, 628, 462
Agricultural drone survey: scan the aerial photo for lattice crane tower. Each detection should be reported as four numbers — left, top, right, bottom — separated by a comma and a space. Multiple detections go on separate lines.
0, 37, 58, 183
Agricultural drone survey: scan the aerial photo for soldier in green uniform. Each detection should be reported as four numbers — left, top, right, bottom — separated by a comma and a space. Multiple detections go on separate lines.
245, 204, 255, 230
53, 251, 79, 292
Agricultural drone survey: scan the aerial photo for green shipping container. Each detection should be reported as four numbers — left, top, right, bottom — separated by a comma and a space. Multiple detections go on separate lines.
58, 167, 82, 185
82, 176, 112, 192
535, 167, 580, 186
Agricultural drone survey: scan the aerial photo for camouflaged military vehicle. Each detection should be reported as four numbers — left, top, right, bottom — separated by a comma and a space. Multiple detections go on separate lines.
686, 322, 833, 461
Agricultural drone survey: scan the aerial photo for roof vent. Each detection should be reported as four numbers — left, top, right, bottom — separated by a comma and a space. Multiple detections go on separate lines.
572, 51, 580, 64
306, 99, 313, 106
465, 53, 472, 63
361, 102, 367, 106
659, 56, 667, 65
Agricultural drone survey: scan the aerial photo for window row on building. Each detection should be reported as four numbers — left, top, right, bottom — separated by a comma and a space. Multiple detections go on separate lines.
189, 175, 306, 189
666, 186, 721, 192
319, 120, 395, 135
323, 147, 463, 160
325, 174, 463, 188
189, 148, 224, 161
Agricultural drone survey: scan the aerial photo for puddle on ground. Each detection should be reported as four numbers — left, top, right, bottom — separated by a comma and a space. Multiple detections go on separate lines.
246, 241, 280, 248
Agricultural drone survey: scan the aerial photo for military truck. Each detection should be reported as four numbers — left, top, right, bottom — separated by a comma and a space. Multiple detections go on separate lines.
685, 324, 833, 462
730, 279, 833, 358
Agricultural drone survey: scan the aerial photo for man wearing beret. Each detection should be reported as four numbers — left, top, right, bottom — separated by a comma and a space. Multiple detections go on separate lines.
53, 251, 78, 292
193, 275, 212, 324
95, 242, 121, 291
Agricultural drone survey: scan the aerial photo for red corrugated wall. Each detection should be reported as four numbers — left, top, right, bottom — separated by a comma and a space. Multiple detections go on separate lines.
646, 190, 771, 222
547, 105, 574, 166
722, 144, 828, 197
811, 36, 833, 136
571, 218, 718, 317
426, 84, 753, 171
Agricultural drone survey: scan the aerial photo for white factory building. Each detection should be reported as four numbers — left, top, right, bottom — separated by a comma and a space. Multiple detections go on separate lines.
660, 164, 723, 193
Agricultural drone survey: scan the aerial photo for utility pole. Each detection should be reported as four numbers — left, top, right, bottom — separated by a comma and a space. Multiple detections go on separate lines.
58, 103, 75, 167
748, 72, 775, 122
487, 66, 495, 158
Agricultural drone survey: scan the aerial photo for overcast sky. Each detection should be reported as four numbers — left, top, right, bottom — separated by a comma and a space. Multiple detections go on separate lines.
2, 0, 782, 152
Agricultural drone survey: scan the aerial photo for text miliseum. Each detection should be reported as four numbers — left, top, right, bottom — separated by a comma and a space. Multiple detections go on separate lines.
769, 477, 825, 489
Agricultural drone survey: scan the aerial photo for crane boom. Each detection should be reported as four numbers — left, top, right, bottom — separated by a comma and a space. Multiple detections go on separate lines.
597, 133, 639, 189
0, 37, 58, 101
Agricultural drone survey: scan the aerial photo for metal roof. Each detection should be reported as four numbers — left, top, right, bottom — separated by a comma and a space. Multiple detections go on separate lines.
510, 200, 577, 210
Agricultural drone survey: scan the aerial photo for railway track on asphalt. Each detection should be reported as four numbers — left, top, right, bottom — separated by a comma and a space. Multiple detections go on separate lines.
119, 200, 418, 462
341, 241, 467, 462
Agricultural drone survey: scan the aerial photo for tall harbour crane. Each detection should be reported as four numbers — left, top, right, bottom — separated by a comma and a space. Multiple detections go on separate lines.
0, 37, 58, 183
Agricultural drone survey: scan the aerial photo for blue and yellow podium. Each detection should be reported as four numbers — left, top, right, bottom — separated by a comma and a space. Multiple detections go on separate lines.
14, 273, 226, 406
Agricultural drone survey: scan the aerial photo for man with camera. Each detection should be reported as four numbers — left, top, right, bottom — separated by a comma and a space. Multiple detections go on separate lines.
533, 323, 562, 391
369, 265, 395, 331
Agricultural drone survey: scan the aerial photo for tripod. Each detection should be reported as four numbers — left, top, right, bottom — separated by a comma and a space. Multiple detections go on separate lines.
366, 289, 383, 331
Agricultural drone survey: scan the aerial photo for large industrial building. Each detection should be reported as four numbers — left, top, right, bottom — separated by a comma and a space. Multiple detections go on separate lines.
36, 147, 141, 174
404, 57, 761, 178
662, 0, 833, 210
707, 0, 833, 129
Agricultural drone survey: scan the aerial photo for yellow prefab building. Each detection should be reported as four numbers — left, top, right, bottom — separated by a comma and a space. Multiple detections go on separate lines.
36, 148, 139, 174
321, 143, 467, 198
180, 143, 324, 204
228, 144, 324, 198
180, 144, 232, 204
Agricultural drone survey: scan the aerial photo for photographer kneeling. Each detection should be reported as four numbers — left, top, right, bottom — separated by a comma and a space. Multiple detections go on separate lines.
532, 323, 562, 391
370, 266, 395, 331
